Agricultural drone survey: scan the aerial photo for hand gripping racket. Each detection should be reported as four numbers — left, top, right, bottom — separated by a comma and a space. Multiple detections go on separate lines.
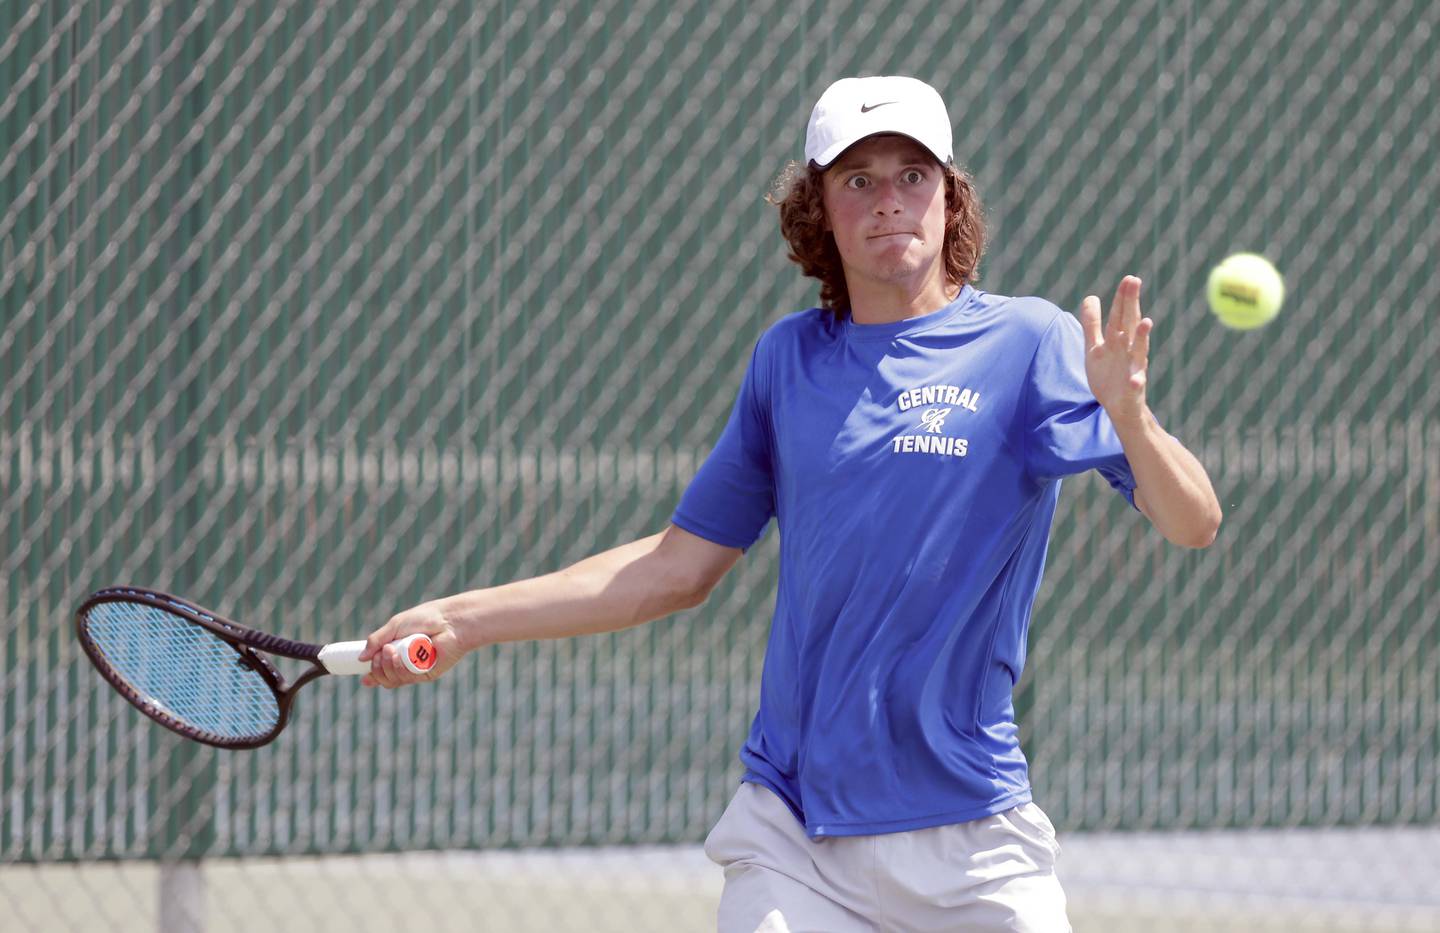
75, 586, 437, 749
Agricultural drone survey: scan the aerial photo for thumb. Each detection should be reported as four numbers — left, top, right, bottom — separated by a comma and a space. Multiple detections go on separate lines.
359, 615, 401, 661
1078, 295, 1103, 350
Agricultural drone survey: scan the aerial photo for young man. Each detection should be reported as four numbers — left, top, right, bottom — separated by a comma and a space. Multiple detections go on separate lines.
361, 76, 1221, 932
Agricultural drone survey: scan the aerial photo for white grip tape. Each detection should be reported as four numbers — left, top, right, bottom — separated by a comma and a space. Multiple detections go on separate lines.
319, 634, 436, 676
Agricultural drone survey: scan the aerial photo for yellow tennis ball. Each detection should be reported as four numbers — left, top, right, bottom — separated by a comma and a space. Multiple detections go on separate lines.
1207, 253, 1284, 330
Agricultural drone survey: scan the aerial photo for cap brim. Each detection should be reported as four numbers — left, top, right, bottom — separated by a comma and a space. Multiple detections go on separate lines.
809, 132, 950, 170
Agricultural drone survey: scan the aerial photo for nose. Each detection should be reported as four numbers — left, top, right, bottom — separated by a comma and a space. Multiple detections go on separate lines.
872, 180, 903, 215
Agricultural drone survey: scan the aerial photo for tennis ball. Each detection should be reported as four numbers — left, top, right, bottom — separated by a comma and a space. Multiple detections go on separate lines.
1206, 253, 1284, 330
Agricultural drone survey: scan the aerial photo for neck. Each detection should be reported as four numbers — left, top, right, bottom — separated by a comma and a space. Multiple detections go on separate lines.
846, 268, 958, 325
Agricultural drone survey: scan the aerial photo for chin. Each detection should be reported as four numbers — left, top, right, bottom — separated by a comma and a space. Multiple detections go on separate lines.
872, 255, 926, 280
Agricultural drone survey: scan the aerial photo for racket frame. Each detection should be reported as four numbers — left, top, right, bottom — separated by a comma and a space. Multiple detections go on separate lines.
75, 586, 334, 749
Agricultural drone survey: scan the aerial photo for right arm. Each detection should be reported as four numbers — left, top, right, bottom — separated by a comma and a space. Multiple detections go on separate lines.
359, 524, 743, 688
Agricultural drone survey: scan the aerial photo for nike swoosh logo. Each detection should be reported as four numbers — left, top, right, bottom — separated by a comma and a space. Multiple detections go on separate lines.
860, 101, 897, 113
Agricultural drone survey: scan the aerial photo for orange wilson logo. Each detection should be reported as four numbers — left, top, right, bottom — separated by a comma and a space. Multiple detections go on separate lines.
409, 639, 435, 670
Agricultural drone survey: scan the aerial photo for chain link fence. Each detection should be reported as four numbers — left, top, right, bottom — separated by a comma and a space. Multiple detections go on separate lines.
2, 0, 1437, 930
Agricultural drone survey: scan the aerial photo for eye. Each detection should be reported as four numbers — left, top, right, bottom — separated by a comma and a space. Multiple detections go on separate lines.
844, 175, 870, 190
902, 169, 924, 184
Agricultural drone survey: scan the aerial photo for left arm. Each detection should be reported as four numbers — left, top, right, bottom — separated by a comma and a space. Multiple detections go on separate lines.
1079, 275, 1222, 548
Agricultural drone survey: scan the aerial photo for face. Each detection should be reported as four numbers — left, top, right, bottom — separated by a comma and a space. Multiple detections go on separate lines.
821, 134, 948, 294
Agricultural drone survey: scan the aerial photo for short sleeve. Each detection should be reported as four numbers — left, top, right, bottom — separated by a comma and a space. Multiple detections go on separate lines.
670, 341, 777, 550
1023, 311, 1139, 507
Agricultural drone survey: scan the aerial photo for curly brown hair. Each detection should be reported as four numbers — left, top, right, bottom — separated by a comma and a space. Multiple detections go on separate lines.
766, 157, 987, 320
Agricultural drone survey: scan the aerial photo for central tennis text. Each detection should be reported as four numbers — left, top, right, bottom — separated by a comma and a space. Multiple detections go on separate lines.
891, 383, 980, 459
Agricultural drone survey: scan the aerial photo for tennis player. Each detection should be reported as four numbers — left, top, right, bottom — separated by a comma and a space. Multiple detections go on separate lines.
362, 75, 1221, 932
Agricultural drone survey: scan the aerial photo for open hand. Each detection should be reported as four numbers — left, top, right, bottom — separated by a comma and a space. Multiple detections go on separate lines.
1078, 275, 1152, 427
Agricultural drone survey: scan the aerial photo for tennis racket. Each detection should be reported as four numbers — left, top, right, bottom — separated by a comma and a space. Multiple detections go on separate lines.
75, 586, 437, 749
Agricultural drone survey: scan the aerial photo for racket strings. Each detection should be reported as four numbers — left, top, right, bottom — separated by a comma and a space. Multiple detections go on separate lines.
84, 602, 282, 741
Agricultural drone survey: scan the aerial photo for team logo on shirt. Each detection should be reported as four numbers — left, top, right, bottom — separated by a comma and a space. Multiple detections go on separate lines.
891, 384, 980, 458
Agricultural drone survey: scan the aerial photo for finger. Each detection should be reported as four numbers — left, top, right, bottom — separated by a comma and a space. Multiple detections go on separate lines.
1078, 295, 1103, 349
381, 642, 427, 688
366, 654, 389, 689
1132, 317, 1153, 370
359, 616, 399, 661
379, 643, 407, 688
1123, 275, 1143, 336
1106, 279, 1127, 343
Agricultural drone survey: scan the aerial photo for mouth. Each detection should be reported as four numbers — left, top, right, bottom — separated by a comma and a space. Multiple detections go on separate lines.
868, 231, 918, 241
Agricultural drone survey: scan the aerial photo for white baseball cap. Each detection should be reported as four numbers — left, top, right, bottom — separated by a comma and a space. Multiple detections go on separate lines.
804, 75, 953, 169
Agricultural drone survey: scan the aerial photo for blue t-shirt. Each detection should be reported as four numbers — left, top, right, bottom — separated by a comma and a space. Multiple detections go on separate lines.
671, 284, 1140, 838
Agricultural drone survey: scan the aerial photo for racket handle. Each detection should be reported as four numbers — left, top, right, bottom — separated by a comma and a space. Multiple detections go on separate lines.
319, 634, 437, 676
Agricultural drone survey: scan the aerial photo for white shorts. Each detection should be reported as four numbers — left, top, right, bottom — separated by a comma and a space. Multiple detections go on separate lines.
704, 782, 1070, 933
